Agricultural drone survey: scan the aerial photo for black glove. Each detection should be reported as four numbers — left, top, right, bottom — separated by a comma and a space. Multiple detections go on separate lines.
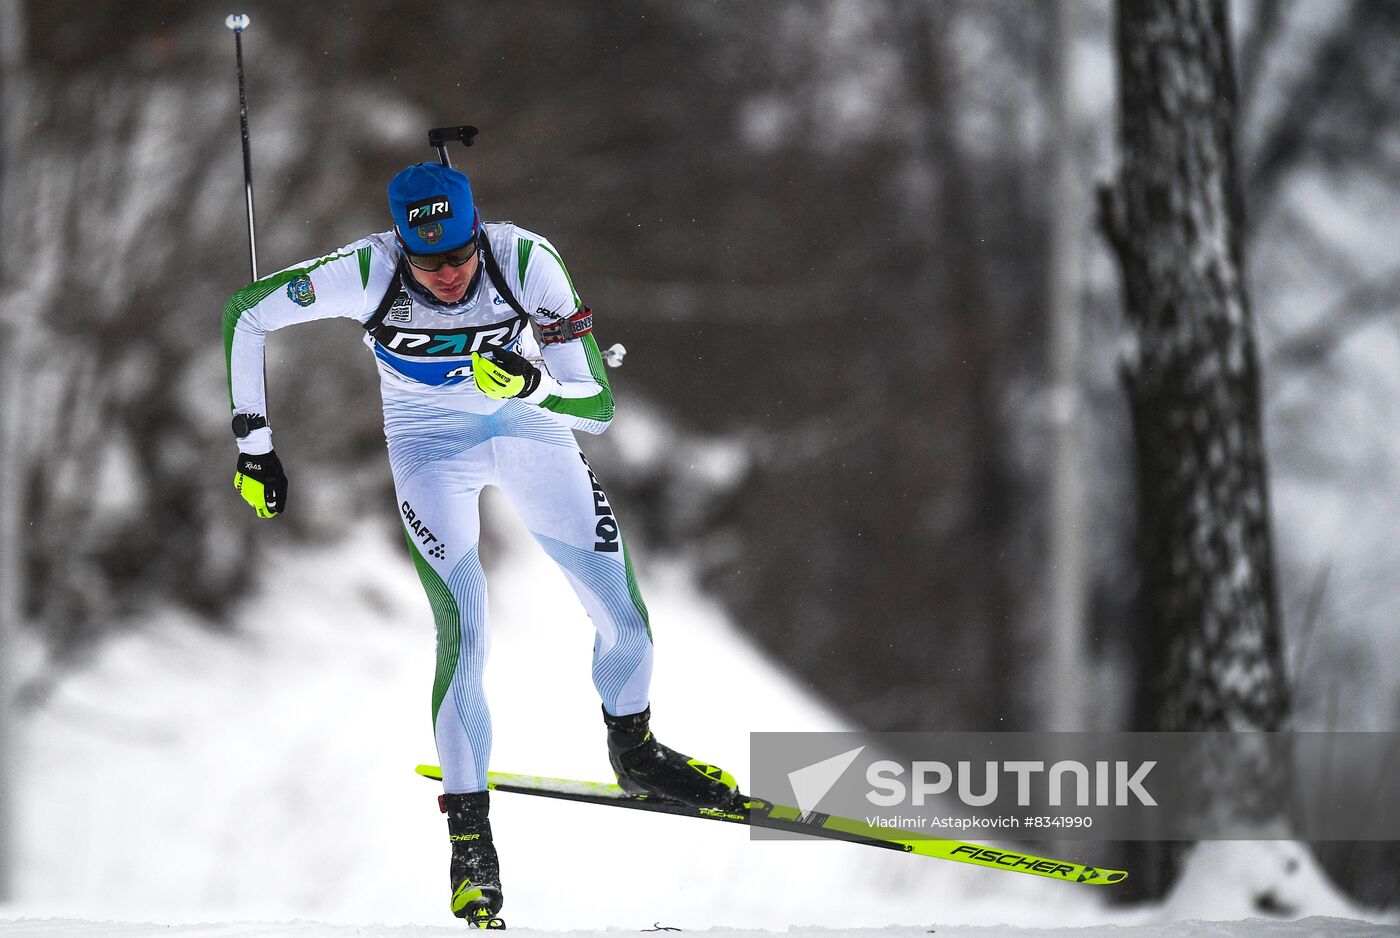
234, 449, 288, 519
471, 348, 542, 399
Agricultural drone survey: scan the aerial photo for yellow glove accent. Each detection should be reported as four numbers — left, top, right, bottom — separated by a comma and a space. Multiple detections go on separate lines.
471, 352, 525, 399
234, 473, 277, 520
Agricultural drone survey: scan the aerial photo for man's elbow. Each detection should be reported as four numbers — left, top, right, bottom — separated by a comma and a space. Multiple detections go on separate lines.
222, 282, 269, 338
587, 393, 615, 434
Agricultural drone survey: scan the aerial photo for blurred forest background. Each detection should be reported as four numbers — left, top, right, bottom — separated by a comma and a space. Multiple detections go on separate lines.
2, 0, 1400, 908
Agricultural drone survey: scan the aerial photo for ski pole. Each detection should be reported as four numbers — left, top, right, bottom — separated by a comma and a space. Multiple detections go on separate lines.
226, 13, 259, 282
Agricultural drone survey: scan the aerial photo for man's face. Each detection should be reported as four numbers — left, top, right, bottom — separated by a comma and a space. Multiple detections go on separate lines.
401, 235, 481, 304
408, 249, 479, 304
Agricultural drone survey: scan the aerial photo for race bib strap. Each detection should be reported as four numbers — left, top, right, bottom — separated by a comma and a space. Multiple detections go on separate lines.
539, 307, 594, 345
363, 267, 406, 340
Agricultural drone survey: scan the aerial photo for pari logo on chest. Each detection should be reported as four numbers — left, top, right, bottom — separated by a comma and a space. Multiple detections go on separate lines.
378, 316, 526, 357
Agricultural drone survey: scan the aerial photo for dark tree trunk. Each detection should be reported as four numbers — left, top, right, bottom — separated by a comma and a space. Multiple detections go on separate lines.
1100, 0, 1291, 897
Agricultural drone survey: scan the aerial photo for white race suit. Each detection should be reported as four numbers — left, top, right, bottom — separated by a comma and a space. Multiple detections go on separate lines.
222, 223, 653, 793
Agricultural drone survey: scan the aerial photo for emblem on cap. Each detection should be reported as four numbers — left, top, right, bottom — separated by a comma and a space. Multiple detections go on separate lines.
419, 222, 444, 245
286, 274, 316, 307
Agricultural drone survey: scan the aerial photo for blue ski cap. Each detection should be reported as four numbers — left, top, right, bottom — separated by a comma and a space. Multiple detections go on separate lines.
388, 162, 479, 255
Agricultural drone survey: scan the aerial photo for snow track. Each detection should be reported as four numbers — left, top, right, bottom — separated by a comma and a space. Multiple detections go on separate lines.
4, 510, 1395, 933
0, 917, 1395, 937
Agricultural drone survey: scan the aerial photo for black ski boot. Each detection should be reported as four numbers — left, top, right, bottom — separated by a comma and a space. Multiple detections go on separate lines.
441, 791, 505, 928
604, 705, 738, 808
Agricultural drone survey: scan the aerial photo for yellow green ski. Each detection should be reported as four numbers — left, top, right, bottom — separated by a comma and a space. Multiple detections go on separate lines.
415, 765, 1128, 886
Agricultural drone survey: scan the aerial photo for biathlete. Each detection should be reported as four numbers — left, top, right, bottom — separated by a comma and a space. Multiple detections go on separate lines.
222, 160, 737, 925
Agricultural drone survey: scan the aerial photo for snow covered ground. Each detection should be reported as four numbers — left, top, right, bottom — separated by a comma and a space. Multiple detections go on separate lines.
2, 497, 1396, 935
0, 919, 1395, 938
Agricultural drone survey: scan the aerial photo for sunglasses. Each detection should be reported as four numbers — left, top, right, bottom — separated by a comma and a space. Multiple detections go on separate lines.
405, 239, 479, 272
